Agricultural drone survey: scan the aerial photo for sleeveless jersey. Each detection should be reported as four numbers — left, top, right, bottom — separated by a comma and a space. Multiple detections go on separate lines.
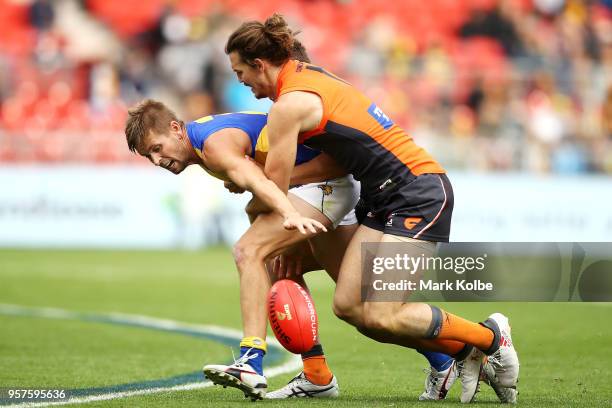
276, 60, 445, 209
186, 111, 320, 180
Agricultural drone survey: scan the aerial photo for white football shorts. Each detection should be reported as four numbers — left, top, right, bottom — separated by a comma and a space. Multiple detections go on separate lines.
289, 175, 360, 228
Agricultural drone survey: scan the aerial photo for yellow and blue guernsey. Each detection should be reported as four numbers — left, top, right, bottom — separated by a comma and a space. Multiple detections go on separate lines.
186, 112, 320, 180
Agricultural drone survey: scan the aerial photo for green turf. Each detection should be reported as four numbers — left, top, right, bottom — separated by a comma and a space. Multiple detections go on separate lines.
1, 249, 611, 407
0, 316, 227, 389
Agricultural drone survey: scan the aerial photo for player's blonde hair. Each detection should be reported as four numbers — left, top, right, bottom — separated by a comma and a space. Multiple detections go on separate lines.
225, 13, 309, 66
125, 99, 183, 153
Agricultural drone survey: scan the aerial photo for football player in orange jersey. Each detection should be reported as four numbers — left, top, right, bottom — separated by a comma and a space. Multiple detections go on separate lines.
223, 13, 519, 403
124, 98, 460, 401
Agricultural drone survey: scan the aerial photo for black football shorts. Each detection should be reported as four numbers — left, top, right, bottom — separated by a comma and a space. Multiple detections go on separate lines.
359, 173, 453, 242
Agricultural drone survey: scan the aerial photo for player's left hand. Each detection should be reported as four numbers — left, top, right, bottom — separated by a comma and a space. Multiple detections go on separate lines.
283, 213, 327, 234
272, 253, 303, 280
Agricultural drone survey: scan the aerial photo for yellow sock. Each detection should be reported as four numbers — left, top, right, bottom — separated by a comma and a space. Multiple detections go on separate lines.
239, 336, 267, 353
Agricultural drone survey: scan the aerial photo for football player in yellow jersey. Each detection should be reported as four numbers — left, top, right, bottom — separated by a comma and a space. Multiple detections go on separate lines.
125, 99, 363, 399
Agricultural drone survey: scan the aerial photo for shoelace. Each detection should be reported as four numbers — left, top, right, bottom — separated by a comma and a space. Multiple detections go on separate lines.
456, 360, 465, 375
267, 373, 310, 394
487, 351, 506, 373
455, 359, 482, 400
230, 347, 258, 368
422, 368, 440, 388
287, 372, 309, 385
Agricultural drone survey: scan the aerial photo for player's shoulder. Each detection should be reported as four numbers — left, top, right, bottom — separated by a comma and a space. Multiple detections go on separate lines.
199, 127, 252, 173
191, 111, 266, 126
188, 112, 266, 139
203, 127, 241, 149
273, 91, 322, 121
284, 60, 348, 84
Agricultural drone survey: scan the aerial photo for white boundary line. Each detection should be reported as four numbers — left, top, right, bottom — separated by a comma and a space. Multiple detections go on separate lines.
0, 304, 301, 407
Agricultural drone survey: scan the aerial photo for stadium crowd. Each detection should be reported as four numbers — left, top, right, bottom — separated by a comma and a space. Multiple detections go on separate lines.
0, 0, 610, 173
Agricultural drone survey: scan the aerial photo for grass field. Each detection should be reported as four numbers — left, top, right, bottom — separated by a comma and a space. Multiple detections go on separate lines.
1, 249, 611, 407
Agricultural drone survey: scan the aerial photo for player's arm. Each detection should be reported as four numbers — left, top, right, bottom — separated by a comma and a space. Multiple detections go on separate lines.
290, 153, 347, 186
225, 152, 345, 190
265, 91, 324, 193
204, 129, 326, 234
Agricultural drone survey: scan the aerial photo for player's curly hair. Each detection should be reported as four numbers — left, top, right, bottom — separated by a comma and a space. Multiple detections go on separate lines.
125, 99, 183, 153
225, 13, 310, 66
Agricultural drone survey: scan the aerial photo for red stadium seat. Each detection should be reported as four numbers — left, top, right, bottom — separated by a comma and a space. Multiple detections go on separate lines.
87, 0, 165, 38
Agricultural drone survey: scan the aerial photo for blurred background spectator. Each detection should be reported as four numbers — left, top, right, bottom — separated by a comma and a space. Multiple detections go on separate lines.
0, 0, 610, 174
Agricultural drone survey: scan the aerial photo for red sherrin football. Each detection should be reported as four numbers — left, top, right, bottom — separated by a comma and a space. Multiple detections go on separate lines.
268, 279, 319, 354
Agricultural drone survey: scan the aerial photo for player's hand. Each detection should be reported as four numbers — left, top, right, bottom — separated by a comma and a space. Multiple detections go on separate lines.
283, 213, 327, 234
224, 181, 246, 194
272, 253, 303, 280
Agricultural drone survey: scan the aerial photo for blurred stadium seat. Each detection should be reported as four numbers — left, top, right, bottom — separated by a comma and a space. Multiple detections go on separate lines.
0, 0, 610, 173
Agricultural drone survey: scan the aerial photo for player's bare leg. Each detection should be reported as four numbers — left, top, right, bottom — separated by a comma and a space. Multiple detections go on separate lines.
204, 194, 332, 399
332, 224, 382, 329
265, 218, 357, 399
333, 232, 518, 402
360, 236, 438, 339
265, 248, 340, 399
334, 233, 491, 348
309, 223, 358, 283
269, 222, 462, 400
351, 236, 479, 403
233, 194, 332, 342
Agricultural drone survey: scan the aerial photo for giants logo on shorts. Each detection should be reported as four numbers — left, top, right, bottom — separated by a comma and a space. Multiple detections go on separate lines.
404, 217, 423, 230
318, 185, 333, 196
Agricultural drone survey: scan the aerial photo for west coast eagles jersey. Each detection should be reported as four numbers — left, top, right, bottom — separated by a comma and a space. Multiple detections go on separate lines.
186, 112, 320, 180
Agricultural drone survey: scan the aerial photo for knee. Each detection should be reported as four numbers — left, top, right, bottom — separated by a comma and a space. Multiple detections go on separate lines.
232, 238, 264, 271
332, 297, 362, 326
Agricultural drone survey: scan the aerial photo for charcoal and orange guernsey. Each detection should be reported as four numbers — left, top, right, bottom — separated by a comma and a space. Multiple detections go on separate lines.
277, 60, 445, 181
186, 111, 320, 181
276, 59, 452, 241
